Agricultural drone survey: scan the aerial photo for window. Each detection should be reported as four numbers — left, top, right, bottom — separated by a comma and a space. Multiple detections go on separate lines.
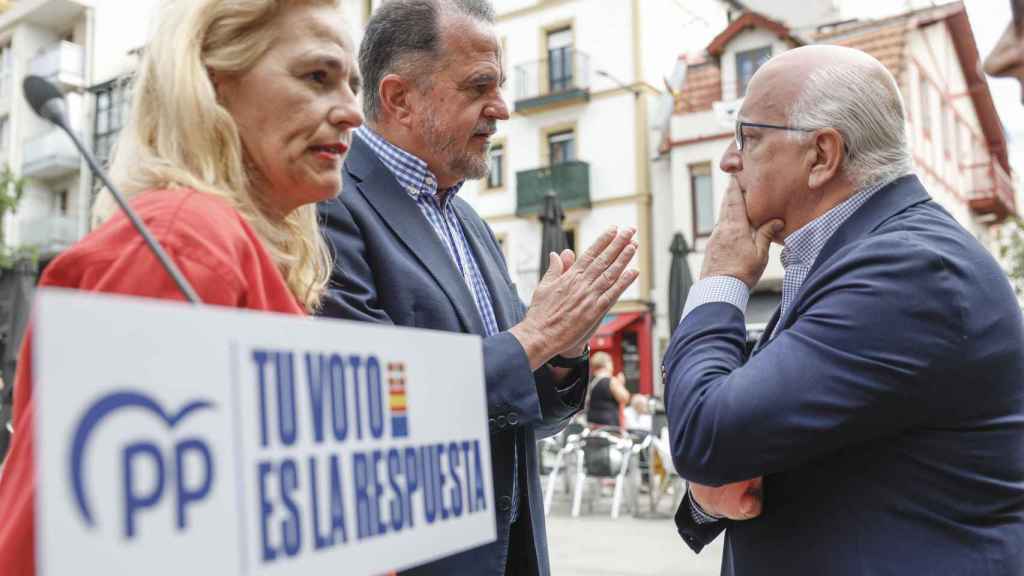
546, 27, 573, 93
736, 46, 771, 96
57, 190, 69, 215
919, 75, 931, 136
91, 76, 132, 172
547, 129, 575, 165
487, 143, 504, 188
0, 115, 9, 151
0, 43, 11, 102
690, 163, 714, 239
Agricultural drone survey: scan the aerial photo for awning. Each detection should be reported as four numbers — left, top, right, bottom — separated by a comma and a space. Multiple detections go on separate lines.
591, 312, 643, 350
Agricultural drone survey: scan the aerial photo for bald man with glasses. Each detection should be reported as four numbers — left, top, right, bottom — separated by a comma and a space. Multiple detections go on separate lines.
662, 45, 1024, 576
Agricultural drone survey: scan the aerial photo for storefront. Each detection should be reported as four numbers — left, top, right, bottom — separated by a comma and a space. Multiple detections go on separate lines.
589, 311, 653, 396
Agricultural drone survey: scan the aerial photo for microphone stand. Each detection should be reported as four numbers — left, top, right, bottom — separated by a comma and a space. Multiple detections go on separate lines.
24, 75, 200, 304
58, 126, 201, 304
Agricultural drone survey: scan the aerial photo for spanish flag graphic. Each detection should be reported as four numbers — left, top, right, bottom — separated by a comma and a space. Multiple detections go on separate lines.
388, 362, 408, 438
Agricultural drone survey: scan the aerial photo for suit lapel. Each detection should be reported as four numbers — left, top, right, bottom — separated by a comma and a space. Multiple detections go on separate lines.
345, 137, 486, 335
771, 174, 932, 336
452, 199, 515, 330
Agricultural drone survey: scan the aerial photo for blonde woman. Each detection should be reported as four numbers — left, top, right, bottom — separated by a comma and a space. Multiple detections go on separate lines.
0, 1, 362, 573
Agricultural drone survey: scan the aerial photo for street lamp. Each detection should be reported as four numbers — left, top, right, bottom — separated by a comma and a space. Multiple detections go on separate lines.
595, 69, 645, 99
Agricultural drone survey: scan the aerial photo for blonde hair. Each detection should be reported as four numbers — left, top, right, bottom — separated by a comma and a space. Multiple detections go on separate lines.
100, 0, 342, 311
591, 351, 613, 373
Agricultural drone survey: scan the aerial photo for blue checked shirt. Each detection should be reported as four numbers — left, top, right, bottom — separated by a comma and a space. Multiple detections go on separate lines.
356, 126, 524, 518
356, 126, 500, 338
679, 177, 891, 524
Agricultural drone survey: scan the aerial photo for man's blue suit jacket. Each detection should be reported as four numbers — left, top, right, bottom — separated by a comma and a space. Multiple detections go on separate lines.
665, 175, 1024, 575
317, 136, 586, 575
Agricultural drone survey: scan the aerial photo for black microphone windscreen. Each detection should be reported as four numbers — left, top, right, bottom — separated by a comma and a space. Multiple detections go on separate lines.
23, 75, 64, 122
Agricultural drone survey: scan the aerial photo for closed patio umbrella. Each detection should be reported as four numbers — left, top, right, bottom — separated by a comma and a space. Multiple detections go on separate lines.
668, 232, 693, 335
539, 191, 568, 279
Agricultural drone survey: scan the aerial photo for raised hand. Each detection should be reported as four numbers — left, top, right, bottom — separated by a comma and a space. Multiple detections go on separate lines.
510, 226, 639, 370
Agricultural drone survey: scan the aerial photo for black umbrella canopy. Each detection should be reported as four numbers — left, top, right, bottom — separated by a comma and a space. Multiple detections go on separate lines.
668, 232, 693, 335
539, 191, 568, 279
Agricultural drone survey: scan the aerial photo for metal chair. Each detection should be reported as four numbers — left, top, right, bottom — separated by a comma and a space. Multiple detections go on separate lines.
540, 419, 586, 516
569, 424, 633, 517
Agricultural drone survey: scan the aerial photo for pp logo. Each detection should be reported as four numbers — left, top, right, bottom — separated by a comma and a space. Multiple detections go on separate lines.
69, 391, 216, 539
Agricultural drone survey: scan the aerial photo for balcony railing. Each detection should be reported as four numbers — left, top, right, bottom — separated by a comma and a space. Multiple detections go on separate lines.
29, 41, 85, 91
515, 161, 591, 216
513, 48, 590, 114
20, 215, 78, 253
22, 128, 80, 181
966, 160, 1016, 222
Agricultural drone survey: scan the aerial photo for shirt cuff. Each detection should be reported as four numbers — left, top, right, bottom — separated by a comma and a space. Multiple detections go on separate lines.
688, 486, 723, 525
679, 276, 749, 324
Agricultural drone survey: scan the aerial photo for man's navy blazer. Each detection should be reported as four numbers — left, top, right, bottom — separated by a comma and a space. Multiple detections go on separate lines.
318, 136, 586, 575
664, 175, 1024, 575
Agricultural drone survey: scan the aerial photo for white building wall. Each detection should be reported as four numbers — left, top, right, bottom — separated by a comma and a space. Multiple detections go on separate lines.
903, 21, 997, 249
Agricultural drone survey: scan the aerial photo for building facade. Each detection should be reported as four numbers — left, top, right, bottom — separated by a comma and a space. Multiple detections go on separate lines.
459, 0, 720, 395
653, 0, 1017, 394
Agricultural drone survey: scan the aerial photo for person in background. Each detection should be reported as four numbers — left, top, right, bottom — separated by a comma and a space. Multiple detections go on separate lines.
0, 1, 363, 574
624, 393, 652, 431
586, 351, 630, 427
317, 1, 638, 573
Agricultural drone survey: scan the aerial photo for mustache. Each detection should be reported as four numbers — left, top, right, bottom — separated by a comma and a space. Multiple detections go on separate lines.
473, 121, 497, 136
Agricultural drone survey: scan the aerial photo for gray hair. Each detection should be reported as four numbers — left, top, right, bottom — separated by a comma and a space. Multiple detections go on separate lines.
788, 62, 912, 190
359, 0, 496, 122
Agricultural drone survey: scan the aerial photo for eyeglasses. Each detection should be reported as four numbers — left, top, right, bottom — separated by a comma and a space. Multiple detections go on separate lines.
735, 120, 815, 151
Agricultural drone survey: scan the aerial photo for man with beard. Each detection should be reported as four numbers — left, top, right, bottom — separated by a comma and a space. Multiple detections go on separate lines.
317, 1, 639, 574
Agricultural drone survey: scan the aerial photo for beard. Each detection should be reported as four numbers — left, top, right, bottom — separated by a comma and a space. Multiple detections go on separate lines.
420, 113, 490, 181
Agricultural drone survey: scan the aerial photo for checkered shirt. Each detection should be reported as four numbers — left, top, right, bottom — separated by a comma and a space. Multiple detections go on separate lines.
678, 177, 890, 524
356, 126, 522, 518
356, 126, 500, 338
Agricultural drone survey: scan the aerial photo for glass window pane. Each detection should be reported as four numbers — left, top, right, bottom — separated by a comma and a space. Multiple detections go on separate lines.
97, 107, 108, 134
695, 178, 714, 234
736, 46, 771, 96
691, 164, 714, 237
488, 145, 503, 188
548, 130, 575, 164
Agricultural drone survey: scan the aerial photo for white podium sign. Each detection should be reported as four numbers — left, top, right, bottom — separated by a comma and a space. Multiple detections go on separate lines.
33, 289, 494, 575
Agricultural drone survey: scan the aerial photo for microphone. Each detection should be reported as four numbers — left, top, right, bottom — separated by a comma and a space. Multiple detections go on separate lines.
23, 75, 201, 304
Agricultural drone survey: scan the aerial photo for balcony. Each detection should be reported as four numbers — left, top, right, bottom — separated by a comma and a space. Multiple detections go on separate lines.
966, 161, 1016, 223
513, 48, 590, 115
20, 215, 78, 253
515, 161, 590, 216
29, 41, 85, 91
22, 128, 79, 181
